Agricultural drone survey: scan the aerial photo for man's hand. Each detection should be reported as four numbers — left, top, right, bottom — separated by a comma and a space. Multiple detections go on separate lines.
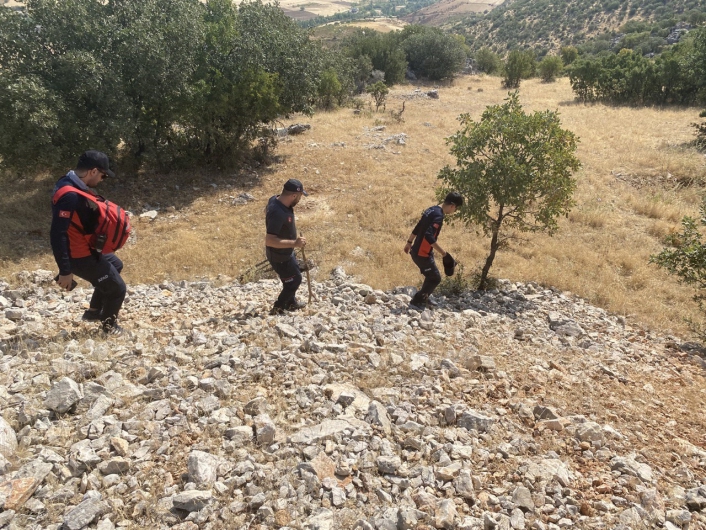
294, 236, 307, 249
57, 274, 75, 290
404, 242, 412, 254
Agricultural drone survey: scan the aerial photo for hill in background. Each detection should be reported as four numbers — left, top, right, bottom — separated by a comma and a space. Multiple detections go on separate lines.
449, 0, 705, 51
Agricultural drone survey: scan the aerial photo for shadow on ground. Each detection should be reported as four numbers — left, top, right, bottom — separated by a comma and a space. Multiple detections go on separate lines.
0, 158, 284, 267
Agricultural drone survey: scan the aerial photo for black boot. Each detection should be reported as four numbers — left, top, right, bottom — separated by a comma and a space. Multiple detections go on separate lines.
410, 292, 427, 309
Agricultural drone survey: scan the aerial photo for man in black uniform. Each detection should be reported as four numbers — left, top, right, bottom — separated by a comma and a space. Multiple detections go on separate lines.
404, 192, 464, 308
50, 150, 126, 335
265, 179, 308, 314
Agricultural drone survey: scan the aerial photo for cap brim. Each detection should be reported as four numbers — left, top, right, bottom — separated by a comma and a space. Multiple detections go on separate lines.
104, 168, 115, 178
302, 190, 308, 196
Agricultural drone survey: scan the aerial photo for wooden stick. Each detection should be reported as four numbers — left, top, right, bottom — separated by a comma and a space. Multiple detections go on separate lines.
299, 232, 312, 305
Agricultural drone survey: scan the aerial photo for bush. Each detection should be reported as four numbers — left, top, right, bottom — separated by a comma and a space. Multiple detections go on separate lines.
502, 49, 535, 88
366, 81, 389, 111
538, 55, 563, 82
559, 46, 578, 65
0, 0, 340, 172
475, 47, 502, 74
402, 28, 467, 80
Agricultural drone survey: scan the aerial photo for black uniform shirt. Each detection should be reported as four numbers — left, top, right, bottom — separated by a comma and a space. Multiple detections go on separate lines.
265, 195, 297, 262
411, 205, 444, 258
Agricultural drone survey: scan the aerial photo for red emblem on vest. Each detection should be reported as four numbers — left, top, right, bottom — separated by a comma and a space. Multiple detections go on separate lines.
288, 216, 292, 222
59, 210, 71, 218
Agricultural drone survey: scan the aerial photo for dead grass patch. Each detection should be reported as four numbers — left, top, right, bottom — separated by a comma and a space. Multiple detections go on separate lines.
2, 77, 706, 336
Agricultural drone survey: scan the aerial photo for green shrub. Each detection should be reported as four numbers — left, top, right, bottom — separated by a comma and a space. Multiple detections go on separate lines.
502, 49, 535, 88
475, 47, 502, 74
538, 55, 563, 82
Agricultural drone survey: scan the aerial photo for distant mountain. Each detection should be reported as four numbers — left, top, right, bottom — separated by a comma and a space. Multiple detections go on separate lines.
402, 0, 504, 27
446, 0, 705, 51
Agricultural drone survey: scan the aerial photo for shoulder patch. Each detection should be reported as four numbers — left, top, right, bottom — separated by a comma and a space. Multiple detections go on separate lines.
59, 210, 71, 218
433, 223, 440, 228
288, 216, 292, 223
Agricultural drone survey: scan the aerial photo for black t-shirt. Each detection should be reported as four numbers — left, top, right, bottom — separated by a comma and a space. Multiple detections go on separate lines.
265, 195, 297, 262
411, 205, 444, 258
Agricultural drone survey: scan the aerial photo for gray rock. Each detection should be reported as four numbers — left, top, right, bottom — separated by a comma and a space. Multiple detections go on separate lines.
458, 410, 495, 432
45, 377, 82, 414
62, 499, 109, 530
398, 507, 426, 530
453, 470, 475, 500
289, 418, 370, 444
611, 456, 653, 483
244, 397, 268, 416
306, 507, 334, 530
376, 455, 401, 475
532, 405, 559, 420
576, 421, 604, 443
254, 413, 276, 445
0, 416, 17, 458
365, 401, 392, 435
188, 450, 218, 485
435, 499, 457, 529
172, 489, 213, 512
512, 486, 534, 512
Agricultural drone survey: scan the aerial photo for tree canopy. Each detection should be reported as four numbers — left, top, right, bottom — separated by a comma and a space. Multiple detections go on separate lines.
438, 92, 581, 289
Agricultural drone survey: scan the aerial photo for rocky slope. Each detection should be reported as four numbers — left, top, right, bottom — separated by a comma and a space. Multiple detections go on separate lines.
0, 268, 704, 530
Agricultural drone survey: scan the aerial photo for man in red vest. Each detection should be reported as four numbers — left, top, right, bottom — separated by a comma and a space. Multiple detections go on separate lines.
50, 151, 126, 335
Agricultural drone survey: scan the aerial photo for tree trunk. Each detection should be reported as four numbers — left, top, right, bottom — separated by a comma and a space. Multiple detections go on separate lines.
478, 222, 501, 290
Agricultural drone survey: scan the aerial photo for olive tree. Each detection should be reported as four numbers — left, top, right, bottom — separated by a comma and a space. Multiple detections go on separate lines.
437, 92, 581, 290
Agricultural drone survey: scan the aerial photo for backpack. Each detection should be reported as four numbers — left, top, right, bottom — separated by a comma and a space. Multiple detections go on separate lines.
52, 186, 132, 254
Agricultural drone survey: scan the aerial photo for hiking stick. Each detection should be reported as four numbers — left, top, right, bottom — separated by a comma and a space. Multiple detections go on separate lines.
299, 232, 312, 305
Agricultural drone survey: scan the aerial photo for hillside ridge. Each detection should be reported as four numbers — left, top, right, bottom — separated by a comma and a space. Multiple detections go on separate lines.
0, 268, 704, 529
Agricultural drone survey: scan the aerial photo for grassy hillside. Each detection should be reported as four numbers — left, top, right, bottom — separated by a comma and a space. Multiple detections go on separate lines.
2, 76, 705, 338
451, 0, 706, 51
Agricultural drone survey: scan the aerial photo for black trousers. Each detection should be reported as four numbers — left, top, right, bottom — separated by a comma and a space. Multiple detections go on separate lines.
411, 253, 441, 298
269, 254, 302, 308
70, 253, 126, 321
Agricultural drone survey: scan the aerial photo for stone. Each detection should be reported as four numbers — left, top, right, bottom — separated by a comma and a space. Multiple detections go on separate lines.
533, 405, 560, 420
453, 470, 475, 500
610, 456, 653, 483
434, 498, 457, 529
188, 451, 218, 485
465, 355, 496, 372
110, 437, 130, 457
62, 498, 109, 530
398, 507, 426, 529
0, 416, 17, 458
97, 457, 130, 475
172, 490, 213, 512
512, 486, 534, 512
576, 421, 604, 443
244, 397, 268, 416
376, 455, 401, 475
289, 418, 370, 444
365, 401, 392, 434
458, 410, 495, 432
254, 413, 276, 445
45, 377, 83, 413
306, 508, 334, 530
0, 477, 39, 510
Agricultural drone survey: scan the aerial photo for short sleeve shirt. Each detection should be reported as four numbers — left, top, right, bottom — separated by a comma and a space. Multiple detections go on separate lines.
265, 195, 297, 262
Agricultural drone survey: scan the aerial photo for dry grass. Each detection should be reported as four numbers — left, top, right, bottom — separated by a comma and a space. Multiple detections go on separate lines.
2, 76, 706, 336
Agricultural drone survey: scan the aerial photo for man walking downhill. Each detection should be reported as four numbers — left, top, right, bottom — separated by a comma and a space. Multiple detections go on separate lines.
265, 179, 308, 315
404, 192, 464, 309
50, 150, 127, 335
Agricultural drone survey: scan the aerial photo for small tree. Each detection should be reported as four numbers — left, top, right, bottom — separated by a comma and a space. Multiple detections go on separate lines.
438, 92, 581, 290
559, 46, 579, 66
366, 81, 388, 111
538, 55, 563, 82
502, 49, 535, 88
651, 198, 706, 339
475, 47, 501, 74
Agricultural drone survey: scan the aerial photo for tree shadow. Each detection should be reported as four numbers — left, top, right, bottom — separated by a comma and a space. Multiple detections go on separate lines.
0, 158, 285, 268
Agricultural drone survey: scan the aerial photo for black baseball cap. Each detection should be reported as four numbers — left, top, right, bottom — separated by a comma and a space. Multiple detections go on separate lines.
444, 191, 464, 207
76, 150, 115, 178
283, 178, 308, 196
